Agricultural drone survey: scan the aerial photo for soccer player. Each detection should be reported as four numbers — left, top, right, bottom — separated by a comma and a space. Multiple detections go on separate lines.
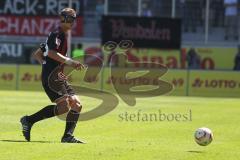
20, 8, 86, 143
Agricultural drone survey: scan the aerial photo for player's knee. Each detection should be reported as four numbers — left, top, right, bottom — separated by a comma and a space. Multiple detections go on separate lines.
68, 96, 82, 113
71, 103, 82, 113
56, 100, 70, 115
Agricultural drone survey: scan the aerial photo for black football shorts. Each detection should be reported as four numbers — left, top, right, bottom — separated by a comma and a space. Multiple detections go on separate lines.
42, 76, 75, 102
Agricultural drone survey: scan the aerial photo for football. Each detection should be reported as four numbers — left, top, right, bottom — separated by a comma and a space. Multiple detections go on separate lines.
194, 127, 213, 146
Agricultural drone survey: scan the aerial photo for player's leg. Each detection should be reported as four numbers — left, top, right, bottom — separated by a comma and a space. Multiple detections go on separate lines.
61, 94, 85, 143
20, 82, 70, 141
20, 96, 70, 141
26, 96, 70, 123
64, 95, 82, 136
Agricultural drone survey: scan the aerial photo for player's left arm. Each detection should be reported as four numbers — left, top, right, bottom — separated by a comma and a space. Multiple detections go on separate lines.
33, 48, 44, 64
33, 43, 46, 64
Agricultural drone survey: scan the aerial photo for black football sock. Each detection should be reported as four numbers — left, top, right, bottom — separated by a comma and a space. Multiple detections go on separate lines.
63, 110, 80, 138
26, 105, 57, 124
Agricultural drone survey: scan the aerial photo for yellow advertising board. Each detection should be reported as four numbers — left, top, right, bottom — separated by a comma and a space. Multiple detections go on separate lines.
182, 47, 237, 70
17, 65, 102, 92
0, 65, 17, 90
2, 64, 240, 98
86, 45, 237, 70
188, 70, 240, 97
103, 48, 181, 69
101, 67, 115, 93
69, 66, 102, 91
161, 69, 187, 96
18, 65, 42, 91
102, 67, 184, 96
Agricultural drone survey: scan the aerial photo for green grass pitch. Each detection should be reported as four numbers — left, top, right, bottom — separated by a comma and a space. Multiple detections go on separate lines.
0, 90, 240, 160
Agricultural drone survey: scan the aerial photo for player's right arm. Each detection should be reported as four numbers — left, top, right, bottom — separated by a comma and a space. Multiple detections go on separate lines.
33, 43, 47, 64
33, 48, 44, 64
46, 32, 85, 70
48, 50, 85, 70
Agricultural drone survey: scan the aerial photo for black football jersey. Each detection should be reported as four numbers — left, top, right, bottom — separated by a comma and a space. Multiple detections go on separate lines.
42, 27, 68, 82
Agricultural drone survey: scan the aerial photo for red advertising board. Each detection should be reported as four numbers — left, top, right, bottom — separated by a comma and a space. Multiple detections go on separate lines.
0, 0, 83, 36
0, 15, 83, 36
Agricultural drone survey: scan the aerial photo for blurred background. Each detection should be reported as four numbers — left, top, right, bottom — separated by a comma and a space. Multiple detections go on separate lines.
0, 0, 240, 97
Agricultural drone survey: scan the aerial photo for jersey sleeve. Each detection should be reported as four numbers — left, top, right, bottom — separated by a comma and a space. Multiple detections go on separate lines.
47, 32, 58, 51
39, 43, 46, 52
